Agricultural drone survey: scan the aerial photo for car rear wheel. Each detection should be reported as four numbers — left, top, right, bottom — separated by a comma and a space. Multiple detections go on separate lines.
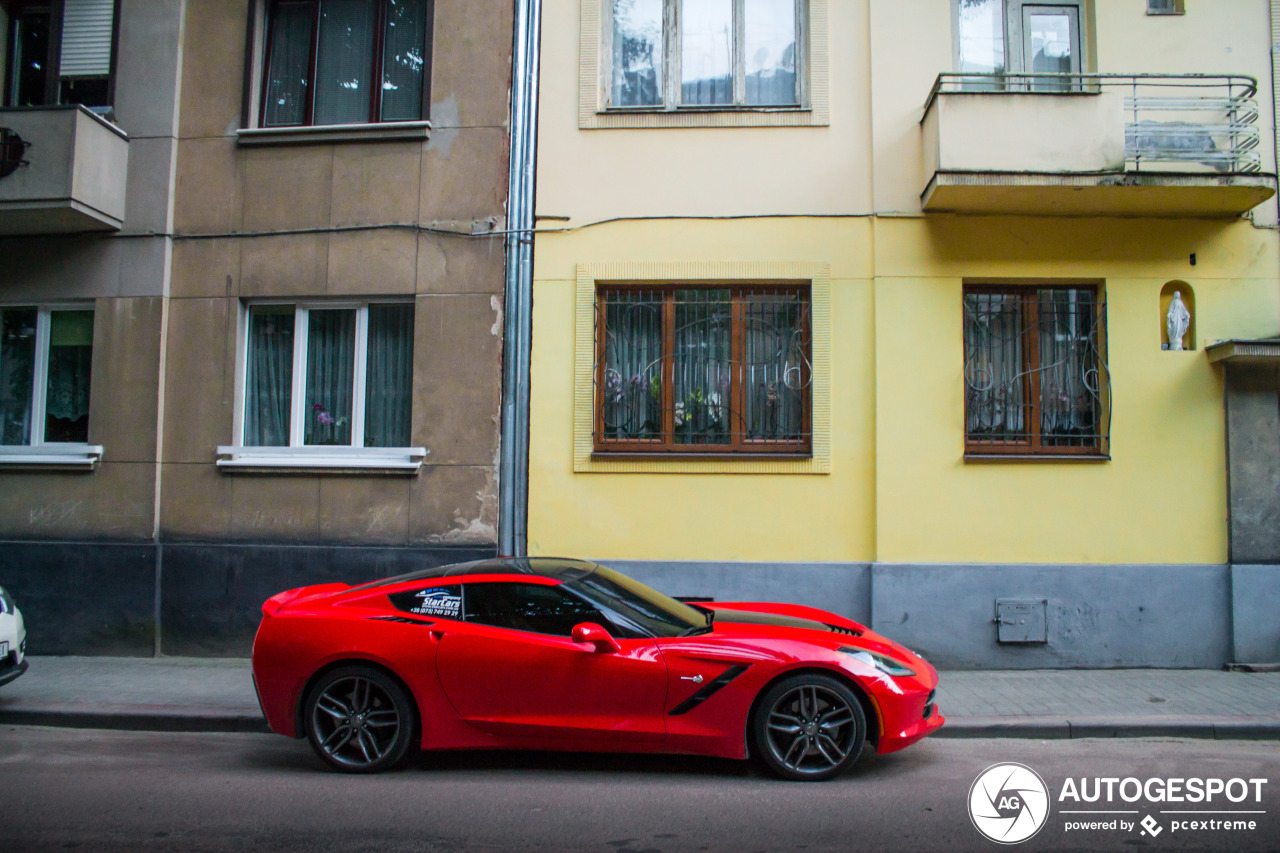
304, 665, 416, 773
752, 674, 866, 781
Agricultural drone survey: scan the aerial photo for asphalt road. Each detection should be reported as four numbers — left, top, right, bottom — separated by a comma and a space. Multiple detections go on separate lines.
1, 726, 1278, 853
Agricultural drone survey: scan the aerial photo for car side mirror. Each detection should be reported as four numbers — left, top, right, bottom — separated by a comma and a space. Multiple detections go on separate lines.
571, 622, 621, 653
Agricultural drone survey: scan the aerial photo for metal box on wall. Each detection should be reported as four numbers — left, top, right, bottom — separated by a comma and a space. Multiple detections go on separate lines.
996, 598, 1048, 644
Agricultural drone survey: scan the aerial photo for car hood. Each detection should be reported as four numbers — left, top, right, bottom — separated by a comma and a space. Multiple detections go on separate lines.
700, 601, 917, 661
706, 607, 846, 634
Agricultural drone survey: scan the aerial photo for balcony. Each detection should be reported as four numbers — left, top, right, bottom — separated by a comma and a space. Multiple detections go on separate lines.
920, 74, 1276, 218
0, 105, 128, 234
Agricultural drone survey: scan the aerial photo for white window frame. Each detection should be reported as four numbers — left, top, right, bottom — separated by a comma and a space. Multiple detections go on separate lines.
951, 0, 1088, 76
602, 0, 810, 112
0, 303, 102, 470
220, 299, 426, 474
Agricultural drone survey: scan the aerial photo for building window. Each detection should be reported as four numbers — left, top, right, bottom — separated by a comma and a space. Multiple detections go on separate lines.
963, 286, 1109, 457
1146, 0, 1184, 15
594, 286, 811, 454
259, 0, 431, 128
608, 0, 806, 110
242, 302, 414, 448
4, 0, 116, 109
954, 0, 1084, 86
0, 306, 94, 446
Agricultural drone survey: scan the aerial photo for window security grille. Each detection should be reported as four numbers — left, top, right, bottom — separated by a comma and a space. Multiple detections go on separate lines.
963, 287, 1110, 456
594, 287, 812, 453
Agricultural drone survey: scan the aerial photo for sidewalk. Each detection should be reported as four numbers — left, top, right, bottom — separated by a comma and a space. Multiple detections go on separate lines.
1, 657, 1278, 738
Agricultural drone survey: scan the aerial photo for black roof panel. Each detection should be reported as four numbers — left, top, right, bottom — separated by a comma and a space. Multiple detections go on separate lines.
347, 557, 599, 592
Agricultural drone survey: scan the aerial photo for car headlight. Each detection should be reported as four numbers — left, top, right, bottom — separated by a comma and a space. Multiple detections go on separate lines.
839, 647, 916, 677
0, 586, 11, 616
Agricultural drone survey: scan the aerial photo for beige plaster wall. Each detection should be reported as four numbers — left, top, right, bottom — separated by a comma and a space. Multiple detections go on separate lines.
535, 0, 873, 222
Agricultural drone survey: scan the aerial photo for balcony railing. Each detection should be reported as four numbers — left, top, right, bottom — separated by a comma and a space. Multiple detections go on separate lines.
924, 73, 1262, 174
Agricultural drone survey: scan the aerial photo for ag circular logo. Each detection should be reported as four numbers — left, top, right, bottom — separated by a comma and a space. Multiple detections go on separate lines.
968, 762, 1051, 844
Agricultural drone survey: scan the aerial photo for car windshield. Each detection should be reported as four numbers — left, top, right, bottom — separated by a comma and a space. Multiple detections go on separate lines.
564, 566, 708, 638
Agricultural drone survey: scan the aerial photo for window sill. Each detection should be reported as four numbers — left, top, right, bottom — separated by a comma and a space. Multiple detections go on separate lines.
603, 104, 805, 114
583, 106, 825, 130
215, 445, 427, 475
964, 453, 1111, 463
0, 444, 104, 471
236, 121, 431, 147
592, 451, 813, 460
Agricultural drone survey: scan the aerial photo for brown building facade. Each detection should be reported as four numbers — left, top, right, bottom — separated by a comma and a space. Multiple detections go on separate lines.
0, 0, 512, 654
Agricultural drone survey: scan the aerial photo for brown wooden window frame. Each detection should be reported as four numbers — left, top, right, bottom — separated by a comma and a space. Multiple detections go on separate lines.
593, 283, 813, 456
258, 0, 433, 129
962, 284, 1110, 459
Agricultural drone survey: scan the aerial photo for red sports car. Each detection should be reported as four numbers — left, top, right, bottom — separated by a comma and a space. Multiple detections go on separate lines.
251, 558, 943, 780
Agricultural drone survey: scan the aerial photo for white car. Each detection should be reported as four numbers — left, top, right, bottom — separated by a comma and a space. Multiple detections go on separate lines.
0, 584, 27, 687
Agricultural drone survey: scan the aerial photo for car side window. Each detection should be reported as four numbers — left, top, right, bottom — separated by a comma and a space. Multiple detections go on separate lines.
387, 585, 462, 619
463, 582, 625, 638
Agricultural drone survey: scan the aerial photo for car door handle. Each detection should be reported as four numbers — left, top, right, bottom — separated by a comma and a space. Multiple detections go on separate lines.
681, 675, 704, 684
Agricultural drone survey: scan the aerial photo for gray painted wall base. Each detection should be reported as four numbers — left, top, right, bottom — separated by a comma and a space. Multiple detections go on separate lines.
601, 559, 1257, 669
606, 560, 872, 624
870, 563, 1230, 669
1231, 564, 1280, 663
6, 542, 1273, 668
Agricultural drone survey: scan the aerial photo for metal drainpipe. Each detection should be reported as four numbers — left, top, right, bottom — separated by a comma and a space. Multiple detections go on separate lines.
498, 0, 542, 557
1273, 0, 1280, 223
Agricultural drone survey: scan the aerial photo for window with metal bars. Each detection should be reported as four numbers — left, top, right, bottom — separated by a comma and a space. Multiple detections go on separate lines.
963, 286, 1110, 457
594, 285, 811, 454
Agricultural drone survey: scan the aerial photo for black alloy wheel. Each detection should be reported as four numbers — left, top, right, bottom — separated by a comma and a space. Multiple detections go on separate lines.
304, 665, 416, 773
752, 673, 866, 781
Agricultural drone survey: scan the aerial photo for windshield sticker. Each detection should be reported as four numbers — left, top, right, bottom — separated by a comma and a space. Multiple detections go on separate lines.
409, 588, 461, 618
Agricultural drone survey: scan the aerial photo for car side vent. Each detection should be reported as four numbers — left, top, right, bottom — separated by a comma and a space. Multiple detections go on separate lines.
826, 623, 863, 636
367, 615, 434, 626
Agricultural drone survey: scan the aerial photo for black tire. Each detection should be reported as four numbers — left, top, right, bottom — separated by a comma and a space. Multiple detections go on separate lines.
751, 673, 867, 781
303, 665, 416, 773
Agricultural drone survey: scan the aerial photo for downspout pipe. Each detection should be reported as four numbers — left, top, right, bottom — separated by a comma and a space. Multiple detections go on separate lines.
498, 0, 542, 557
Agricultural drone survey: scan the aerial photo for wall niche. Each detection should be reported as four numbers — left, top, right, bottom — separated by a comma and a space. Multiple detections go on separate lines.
1160, 281, 1196, 351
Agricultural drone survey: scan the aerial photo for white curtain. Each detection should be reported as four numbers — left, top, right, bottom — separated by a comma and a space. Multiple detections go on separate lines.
380, 0, 429, 120
263, 1, 315, 127
743, 0, 797, 106
0, 309, 37, 446
245, 307, 295, 446
304, 309, 356, 445
364, 304, 414, 447
313, 0, 377, 126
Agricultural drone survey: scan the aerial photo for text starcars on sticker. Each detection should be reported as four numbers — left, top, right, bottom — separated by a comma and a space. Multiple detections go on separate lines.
0, 584, 29, 687
251, 557, 944, 777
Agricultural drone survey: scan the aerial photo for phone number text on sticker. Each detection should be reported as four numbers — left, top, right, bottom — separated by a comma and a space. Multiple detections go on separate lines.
410, 588, 461, 617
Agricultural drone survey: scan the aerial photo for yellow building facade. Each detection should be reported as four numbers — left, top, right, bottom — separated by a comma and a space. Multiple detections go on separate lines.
529, 0, 1280, 666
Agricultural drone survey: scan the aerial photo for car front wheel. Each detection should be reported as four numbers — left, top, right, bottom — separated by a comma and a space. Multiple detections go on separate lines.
752, 673, 867, 781
304, 665, 416, 773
